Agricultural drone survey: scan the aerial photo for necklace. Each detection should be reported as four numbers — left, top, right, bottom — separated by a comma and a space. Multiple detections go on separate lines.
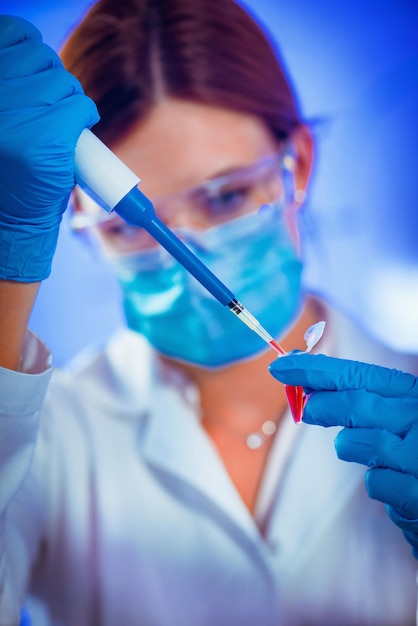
246, 420, 278, 449
202, 415, 279, 450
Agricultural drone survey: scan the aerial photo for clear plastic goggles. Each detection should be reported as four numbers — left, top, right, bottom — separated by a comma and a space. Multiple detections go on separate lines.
70, 149, 297, 256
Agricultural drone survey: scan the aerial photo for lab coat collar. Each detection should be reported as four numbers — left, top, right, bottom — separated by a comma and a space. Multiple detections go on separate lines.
103, 328, 365, 567
83, 330, 261, 545
138, 359, 265, 548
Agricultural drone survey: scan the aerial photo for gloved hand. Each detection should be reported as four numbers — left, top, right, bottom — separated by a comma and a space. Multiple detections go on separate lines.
269, 353, 418, 558
0, 15, 99, 281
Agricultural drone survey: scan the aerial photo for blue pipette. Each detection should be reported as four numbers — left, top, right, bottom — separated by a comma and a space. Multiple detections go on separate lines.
74, 130, 309, 422
74, 129, 283, 352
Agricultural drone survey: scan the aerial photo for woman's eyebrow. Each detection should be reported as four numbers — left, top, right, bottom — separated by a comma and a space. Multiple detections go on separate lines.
201, 161, 257, 185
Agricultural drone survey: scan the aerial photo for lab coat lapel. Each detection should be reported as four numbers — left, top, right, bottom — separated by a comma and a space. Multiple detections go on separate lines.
106, 330, 258, 542
266, 422, 365, 583
139, 377, 261, 545
264, 326, 365, 582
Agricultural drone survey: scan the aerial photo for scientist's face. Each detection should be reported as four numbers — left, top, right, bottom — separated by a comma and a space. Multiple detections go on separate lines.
72, 98, 313, 368
74, 98, 312, 255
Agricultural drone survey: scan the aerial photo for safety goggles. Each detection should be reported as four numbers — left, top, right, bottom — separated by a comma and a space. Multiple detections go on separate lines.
70, 149, 297, 256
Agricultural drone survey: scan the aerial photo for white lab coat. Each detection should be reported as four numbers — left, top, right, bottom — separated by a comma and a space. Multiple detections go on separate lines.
0, 316, 417, 626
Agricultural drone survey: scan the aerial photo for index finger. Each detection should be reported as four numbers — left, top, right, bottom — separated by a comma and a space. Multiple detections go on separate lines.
269, 353, 418, 399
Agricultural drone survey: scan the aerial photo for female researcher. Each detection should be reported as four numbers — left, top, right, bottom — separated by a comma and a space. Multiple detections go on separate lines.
0, 1, 416, 625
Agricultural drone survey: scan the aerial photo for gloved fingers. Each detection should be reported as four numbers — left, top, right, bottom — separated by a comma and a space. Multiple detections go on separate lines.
387, 504, 418, 531
0, 15, 90, 115
366, 467, 418, 519
0, 67, 85, 111
401, 531, 418, 559
0, 15, 100, 284
0, 15, 42, 50
334, 424, 418, 476
0, 94, 99, 202
387, 506, 418, 557
0, 90, 99, 229
303, 389, 418, 433
269, 353, 418, 398
0, 38, 62, 80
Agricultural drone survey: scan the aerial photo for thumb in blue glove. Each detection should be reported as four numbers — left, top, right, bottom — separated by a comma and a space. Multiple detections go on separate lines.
269, 353, 418, 558
0, 15, 99, 281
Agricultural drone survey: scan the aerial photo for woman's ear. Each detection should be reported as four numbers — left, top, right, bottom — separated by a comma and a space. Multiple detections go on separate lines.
283, 125, 314, 253
290, 124, 314, 197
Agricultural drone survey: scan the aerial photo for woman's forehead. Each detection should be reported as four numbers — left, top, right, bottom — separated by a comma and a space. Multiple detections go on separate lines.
111, 98, 278, 198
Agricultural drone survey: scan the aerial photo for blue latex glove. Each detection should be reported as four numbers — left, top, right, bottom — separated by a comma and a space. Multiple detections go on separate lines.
0, 15, 99, 281
269, 353, 418, 558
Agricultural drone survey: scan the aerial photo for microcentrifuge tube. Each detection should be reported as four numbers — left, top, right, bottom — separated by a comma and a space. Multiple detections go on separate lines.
304, 321, 326, 353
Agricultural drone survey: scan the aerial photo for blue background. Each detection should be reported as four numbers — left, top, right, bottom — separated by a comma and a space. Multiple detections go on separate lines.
1, 0, 417, 365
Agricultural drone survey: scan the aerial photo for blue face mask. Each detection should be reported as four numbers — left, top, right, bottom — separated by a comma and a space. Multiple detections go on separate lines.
109, 203, 303, 368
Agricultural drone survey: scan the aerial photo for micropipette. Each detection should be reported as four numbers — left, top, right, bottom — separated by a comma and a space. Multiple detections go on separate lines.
74, 129, 305, 422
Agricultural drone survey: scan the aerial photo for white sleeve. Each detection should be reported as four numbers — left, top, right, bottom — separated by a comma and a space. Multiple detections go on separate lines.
0, 330, 53, 625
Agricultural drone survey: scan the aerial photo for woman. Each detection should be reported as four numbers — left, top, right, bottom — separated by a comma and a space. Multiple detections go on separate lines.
0, 1, 416, 625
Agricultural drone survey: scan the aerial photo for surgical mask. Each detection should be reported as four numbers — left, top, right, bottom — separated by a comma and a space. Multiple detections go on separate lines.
109, 202, 303, 368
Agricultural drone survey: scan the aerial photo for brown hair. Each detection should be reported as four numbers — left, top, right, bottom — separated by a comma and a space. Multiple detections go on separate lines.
61, 0, 302, 146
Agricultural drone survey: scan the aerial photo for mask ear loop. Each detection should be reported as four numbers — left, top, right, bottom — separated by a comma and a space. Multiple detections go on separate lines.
281, 145, 306, 255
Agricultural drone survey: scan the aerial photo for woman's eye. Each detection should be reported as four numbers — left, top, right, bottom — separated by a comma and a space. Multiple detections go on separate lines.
100, 221, 138, 239
200, 186, 250, 215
